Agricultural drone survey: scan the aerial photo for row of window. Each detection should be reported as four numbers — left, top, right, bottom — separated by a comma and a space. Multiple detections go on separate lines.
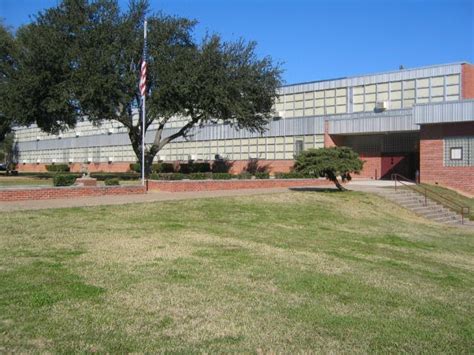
18, 135, 324, 163
276, 74, 461, 116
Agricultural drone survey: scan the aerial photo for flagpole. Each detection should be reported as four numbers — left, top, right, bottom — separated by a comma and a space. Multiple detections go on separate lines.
141, 20, 147, 186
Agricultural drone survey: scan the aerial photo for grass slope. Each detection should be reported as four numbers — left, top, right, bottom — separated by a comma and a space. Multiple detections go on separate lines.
0, 191, 473, 352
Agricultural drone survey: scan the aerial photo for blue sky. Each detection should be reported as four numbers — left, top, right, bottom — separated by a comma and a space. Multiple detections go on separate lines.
1, 0, 473, 84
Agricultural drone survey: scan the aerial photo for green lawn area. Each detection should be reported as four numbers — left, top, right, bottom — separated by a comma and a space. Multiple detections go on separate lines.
1, 191, 473, 352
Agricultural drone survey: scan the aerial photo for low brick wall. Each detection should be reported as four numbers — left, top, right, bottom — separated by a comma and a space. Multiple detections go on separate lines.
0, 185, 146, 201
147, 178, 332, 192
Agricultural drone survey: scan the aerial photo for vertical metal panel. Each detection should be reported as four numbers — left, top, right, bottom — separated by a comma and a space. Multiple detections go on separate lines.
413, 100, 474, 124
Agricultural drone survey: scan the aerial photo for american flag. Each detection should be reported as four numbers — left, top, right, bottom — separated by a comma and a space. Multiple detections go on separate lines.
139, 30, 147, 97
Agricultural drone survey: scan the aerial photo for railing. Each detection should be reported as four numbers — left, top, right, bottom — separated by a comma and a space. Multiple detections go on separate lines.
391, 173, 470, 225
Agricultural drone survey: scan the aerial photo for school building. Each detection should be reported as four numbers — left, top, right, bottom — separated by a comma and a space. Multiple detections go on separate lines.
13, 62, 474, 194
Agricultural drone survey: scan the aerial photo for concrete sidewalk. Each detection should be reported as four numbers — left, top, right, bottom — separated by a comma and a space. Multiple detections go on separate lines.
0, 187, 299, 212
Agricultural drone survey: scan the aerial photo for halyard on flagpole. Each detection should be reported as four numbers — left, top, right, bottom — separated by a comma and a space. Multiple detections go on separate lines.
140, 20, 147, 185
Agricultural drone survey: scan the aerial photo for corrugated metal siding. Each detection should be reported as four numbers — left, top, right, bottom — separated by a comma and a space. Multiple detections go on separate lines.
328, 109, 417, 134
279, 63, 463, 94
413, 100, 474, 124
17, 116, 325, 152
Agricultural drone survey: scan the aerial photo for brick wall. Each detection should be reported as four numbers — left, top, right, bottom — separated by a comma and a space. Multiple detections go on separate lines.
462, 63, 474, 99
357, 155, 382, 179
0, 185, 146, 201
420, 122, 474, 195
147, 178, 333, 192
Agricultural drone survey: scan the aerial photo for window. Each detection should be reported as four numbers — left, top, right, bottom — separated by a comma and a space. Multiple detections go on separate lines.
450, 147, 463, 160
294, 139, 304, 157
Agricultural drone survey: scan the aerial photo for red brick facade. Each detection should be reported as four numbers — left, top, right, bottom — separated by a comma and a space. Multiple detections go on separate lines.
419, 122, 474, 195
0, 185, 146, 202
147, 178, 332, 192
462, 64, 474, 99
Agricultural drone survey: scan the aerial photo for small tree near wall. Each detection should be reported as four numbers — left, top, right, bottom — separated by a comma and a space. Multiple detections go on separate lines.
294, 147, 364, 191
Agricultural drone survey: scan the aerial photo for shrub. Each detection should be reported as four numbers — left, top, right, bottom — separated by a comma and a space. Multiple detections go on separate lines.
212, 159, 233, 173
53, 174, 76, 186
244, 158, 269, 174
254, 172, 270, 179
46, 164, 70, 172
188, 172, 211, 180
274, 172, 310, 179
237, 172, 253, 179
189, 162, 211, 173
151, 163, 175, 173
90, 173, 139, 181
212, 173, 233, 180
150, 173, 185, 180
129, 163, 140, 173
104, 178, 120, 186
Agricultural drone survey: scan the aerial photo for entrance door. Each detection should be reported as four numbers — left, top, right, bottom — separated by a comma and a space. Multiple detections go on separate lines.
381, 152, 419, 180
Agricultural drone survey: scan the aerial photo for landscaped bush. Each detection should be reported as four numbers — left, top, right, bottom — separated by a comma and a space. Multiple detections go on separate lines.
104, 178, 120, 186
151, 163, 175, 173
90, 173, 139, 181
244, 158, 269, 174
212, 159, 233, 173
274, 172, 311, 179
150, 173, 185, 180
254, 172, 270, 179
188, 172, 211, 180
129, 163, 140, 173
46, 164, 70, 172
189, 162, 211, 173
53, 174, 76, 186
237, 172, 253, 179
212, 173, 233, 180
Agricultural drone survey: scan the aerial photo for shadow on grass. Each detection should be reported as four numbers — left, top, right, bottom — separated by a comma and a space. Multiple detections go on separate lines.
289, 187, 341, 193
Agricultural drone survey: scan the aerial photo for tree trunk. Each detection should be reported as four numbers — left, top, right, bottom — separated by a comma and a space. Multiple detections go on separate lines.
328, 173, 346, 191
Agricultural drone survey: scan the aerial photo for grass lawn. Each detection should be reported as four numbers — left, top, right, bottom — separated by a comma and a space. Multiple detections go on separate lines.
1, 191, 473, 352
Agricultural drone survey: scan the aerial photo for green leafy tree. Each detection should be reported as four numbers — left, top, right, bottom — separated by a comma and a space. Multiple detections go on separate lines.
7, 0, 282, 175
294, 147, 364, 191
0, 21, 17, 140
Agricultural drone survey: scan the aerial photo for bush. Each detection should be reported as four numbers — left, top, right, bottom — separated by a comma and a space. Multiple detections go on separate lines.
212, 159, 233, 173
104, 178, 120, 186
189, 162, 211, 173
151, 163, 175, 173
188, 172, 211, 180
244, 158, 269, 174
129, 163, 140, 173
254, 172, 270, 179
46, 164, 70, 172
237, 172, 253, 180
274, 172, 310, 179
53, 174, 76, 186
150, 173, 185, 180
90, 173, 139, 181
212, 173, 233, 180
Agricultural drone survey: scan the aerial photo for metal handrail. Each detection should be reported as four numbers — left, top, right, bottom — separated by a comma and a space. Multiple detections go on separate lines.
391, 173, 470, 225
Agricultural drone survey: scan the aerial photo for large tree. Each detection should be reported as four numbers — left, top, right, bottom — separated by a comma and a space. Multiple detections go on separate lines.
0, 21, 17, 140
6, 0, 282, 174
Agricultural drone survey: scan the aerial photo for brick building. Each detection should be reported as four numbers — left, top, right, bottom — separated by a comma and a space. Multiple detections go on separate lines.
13, 62, 474, 194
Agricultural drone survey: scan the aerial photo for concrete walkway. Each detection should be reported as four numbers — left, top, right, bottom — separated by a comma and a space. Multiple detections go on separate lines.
0, 187, 298, 212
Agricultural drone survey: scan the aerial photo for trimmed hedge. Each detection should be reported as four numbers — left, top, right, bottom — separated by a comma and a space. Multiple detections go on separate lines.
53, 174, 76, 186
46, 164, 70, 172
212, 160, 232, 173
104, 178, 120, 186
255, 172, 270, 179
212, 173, 233, 180
237, 172, 252, 180
90, 173, 139, 181
274, 172, 312, 179
150, 173, 185, 180
188, 172, 212, 180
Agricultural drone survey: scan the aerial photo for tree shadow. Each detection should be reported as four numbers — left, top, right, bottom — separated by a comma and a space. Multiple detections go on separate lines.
289, 187, 342, 193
